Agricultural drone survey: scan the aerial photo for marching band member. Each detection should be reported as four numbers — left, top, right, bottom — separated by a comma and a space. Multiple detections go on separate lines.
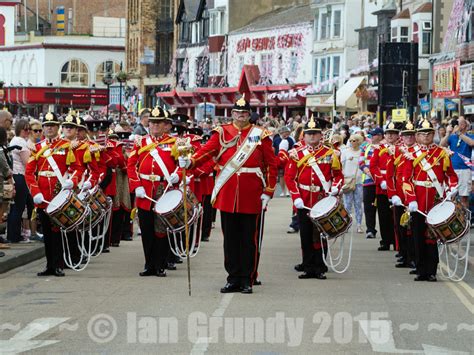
25, 112, 84, 277
369, 124, 398, 251
181, 96, 278, 294
284, 116, 343, 280
387, 121, 416, 269
127, 106, 181, 277
402, 118, 458, 281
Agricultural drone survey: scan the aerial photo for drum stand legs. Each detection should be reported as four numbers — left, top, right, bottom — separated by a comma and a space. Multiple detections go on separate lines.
166, 205, 203, 259
438, 209, 471, 282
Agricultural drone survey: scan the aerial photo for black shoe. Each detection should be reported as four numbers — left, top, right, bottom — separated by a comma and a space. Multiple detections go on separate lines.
174, 258, 183, 264
202, 236, 209, 242
139, 269, 156, 277
397, 257, 405, 263
427, 275, 437, 282
220, 282, 241, 293
241, 285, 253, 294
294, 263, 304, 272
408, 261, 416, 269
366, 232, 376, 239
378, 246, 390, 251
253, 279, 262, 286
395, 262, 410, 268
111, 243, 120, 247
102, 248, 110, 253
0, 237, 10, 244
37, 268, 54, 276
298, 272, 317, 279
121, 236, 133, 241
395, 252, 401, 258
409, 269, 418, 275
156, 269, 167, 277
166, 263, 177, 270
54, 268, 65, 277
315, 273, 327, 280
414, 275, 428, 281
0, 251, 4, 257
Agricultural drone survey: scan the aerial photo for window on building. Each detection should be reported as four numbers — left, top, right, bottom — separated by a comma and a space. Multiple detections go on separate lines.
196, 57, 209, 87
321, 12, 329, 39
250, 55, 255, 65
277, 54, 283, 78
289, 51, 298, 77
332, 56, 340, 78
314, 12, 319, 40
412, 22, 419, 43
391, 27, 397, 42
61, 59, 89, 86
96, 60, 120, 86
422, 31, 432, 55
209, 53, 222, 76
209, 11, 224, 36
160, 0, 172, 19
180, 20, 190, 43
202, 8, 209, 40
313, 58, 318, 83
333, 10, 341, 38
319, 57, 328, 83
400, 26, 409, 42
260, 53, 273, 80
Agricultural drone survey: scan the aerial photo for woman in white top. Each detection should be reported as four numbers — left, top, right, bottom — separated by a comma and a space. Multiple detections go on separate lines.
6, 119, 32, 243
341, 134, 364, 233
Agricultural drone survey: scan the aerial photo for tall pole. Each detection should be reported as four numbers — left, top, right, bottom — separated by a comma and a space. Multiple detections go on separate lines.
106, 84, 110, 119
24, 0, 27, 33
36, 0, 39, 32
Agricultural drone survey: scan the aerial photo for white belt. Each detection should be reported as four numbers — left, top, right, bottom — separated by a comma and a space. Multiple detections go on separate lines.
111, 169, 116, 173
218, 165, 262, 174
38, 171, 57, 177
194, 178, 201, 182
298, 183, 321, 192
380, 170, 387, 174
139, 173, 164, 182
414, 180, 435, 188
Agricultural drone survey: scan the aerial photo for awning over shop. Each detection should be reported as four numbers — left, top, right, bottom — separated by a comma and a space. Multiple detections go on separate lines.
157, 65, 308, 109
325, 76, 366, 108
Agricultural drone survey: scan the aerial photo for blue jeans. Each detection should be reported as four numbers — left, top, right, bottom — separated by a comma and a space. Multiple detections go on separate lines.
7, 174, 33, 242
343, 184, 363, 225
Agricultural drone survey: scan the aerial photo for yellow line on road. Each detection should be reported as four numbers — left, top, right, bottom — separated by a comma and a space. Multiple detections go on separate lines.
440, 264, 474, 314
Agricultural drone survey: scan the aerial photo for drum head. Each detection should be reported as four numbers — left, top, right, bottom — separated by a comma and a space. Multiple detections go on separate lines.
46, 190, 72, 214
310, 196, 338, 219
427, 201, 455, 225
154, 190, 183, 213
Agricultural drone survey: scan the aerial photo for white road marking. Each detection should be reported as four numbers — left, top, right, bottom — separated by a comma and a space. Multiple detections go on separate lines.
190, 294, 234, 355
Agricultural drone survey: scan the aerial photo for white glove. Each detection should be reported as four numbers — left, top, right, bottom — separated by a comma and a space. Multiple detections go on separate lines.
178, 156, 191, 169
33, 193, 45, 205
294, 198, 305, 209
446, 188, 458, 201
135, 186, 146, 199
63, 179, 74, 190
330, 186, 339, 196
408, 201, 418, 213
278, 139, 289, 152
261, 194, 271, 209
82, 181, 92, 190
380, 181, 387, 190
391, 195, 403, 207
185, 176, 191, 185
170, 173, 180, 184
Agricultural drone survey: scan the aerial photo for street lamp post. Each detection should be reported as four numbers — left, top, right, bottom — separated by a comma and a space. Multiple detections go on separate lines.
102, 72, 114, 119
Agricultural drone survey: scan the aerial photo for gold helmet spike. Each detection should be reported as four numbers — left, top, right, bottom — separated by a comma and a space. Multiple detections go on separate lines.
308, 115, 316, 129
236, 94, 246, 108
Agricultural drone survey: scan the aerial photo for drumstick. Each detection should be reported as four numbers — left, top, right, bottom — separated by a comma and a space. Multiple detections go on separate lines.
395, 203, 429, 218
143, 195, 159, 204
163, 167, 179, 195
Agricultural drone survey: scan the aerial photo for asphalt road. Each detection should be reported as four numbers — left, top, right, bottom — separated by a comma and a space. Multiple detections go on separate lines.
0, 197, 473, 354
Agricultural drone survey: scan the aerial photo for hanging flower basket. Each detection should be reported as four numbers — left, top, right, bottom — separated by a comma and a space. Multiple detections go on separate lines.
115, 71, 129, 83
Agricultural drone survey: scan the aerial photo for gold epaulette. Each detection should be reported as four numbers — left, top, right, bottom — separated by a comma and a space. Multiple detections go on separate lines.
191, 135, 202, 142
160, 136, 176, 145
262, 129, 272, 139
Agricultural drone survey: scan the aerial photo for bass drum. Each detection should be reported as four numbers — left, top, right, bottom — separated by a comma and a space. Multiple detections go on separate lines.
46, 190, 87, 231
426, 201, 469, 244
309, 196, 352, 239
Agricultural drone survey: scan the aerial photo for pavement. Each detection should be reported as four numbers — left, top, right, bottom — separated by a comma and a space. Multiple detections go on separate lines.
0, 241, 44, 274
0, 197, 473, 354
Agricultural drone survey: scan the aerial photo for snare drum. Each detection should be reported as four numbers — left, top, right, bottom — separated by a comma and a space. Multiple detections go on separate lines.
78, 190, 103, 229
426, 201, 469, 244
154, 189, 198, 231
309, 196, 352, 239
46, 190, 87, 230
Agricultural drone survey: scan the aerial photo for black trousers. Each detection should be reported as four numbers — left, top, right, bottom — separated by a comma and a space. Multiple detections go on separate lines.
363, 185, 377, 235
220, 211, 259, 286
111, 208, 125, 245
289, 211, 299, 231
7, 174, 32, 242
38, 209, 63, 270
297, 209, 328, 274
138, 208, 168, 271
201, 195, 213, 239
376, 194, 395, 247
394, 206, 415, 263
121, 194, 135, 240
411, 212, 438, 276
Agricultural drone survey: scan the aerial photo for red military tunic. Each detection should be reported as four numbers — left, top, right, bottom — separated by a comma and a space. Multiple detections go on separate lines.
191, 123, 277, 214
127, 134, 180, 210
370, 143, 392, 195
386, 144, 415, 204
71, 139, 100, 186
103, 139, 126, 198
25, 137, 84, 209
284, 142, 343, 208
402, 144, 458, 214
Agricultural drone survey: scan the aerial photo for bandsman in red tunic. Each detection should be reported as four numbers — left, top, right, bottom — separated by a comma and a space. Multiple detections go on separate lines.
386, 121, 416, 269
401, 118, 458, 281
127, 106, 181, 277
25, 112, 84, 277
369, 123, 398, 251
180, 96, 278, 294
284, 116, 343, 280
